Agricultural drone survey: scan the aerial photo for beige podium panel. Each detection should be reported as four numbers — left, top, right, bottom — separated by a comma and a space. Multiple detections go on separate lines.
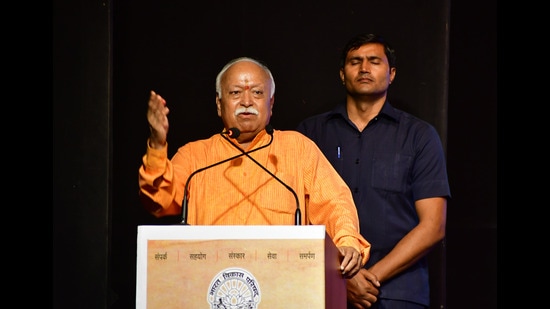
136, 225, 346, 309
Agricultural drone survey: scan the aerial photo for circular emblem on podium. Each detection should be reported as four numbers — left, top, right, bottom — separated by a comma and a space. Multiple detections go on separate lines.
207, 267, 261, 309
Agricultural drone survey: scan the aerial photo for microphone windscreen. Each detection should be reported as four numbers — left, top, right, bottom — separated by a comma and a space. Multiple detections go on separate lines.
265, 124, 274, 135
227, 127, 241, 138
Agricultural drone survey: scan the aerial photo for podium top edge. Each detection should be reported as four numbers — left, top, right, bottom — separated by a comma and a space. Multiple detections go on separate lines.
137, 225, 327, 240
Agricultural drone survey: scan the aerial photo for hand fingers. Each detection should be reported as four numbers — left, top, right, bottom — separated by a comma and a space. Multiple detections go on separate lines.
148, 91, 169, 124
365, 271, 381, 287
339, 247, 361, 278
149, 90, 166, 106
346, 270, 380, 308
147, 91, 170, 146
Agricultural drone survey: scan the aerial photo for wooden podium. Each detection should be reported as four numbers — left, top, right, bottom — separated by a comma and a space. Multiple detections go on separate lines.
136, 225, 346, 308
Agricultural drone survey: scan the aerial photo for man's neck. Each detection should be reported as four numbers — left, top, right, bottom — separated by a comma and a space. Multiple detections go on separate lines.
346, 95, 386, 131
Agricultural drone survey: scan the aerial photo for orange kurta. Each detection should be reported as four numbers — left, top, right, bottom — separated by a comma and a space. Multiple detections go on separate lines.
139, 129, 371, 264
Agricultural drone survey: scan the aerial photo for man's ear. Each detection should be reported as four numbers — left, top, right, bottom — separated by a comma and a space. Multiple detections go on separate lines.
216, 95, 222, 117
389, 67, 397, 84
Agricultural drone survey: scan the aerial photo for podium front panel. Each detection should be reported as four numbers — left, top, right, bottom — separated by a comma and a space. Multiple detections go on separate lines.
136, 225, 346, 308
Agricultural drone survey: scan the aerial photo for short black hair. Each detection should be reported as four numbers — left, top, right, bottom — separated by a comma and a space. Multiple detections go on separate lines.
339, 33, 397, 69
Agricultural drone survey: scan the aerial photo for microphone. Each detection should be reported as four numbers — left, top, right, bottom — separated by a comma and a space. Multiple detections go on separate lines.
180, 127, 272, 224
220, 125, 302, 225
222, 127, 241, 138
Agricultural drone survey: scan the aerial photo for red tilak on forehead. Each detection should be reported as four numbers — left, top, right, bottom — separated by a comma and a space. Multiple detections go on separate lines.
244, 85, 250, 90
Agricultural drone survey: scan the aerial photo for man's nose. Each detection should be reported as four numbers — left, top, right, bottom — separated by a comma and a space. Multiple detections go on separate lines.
360, 62, 370, 72
241, 90, 253, 105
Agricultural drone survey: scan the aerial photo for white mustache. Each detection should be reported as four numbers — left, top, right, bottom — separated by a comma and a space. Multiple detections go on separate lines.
234, 107, 259, 116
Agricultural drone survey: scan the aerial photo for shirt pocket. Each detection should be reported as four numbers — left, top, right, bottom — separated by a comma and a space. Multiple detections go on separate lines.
371, 152, 413, 193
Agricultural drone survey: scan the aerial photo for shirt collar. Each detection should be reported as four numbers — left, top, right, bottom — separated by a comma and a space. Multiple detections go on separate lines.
220, 127, 270, 151
328, 101, 399, 123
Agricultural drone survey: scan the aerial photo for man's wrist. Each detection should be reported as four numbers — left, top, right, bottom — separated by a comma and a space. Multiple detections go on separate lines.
148, 138, 166, 149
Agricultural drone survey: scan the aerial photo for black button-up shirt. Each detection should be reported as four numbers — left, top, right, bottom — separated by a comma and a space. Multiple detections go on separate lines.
297, 102, 451, 306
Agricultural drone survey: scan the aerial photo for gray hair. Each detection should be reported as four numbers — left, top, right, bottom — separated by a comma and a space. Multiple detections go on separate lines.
215, 57, 276, 99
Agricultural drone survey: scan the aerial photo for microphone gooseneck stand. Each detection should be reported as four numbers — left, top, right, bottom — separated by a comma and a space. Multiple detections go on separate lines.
180, 127, 273, 224
220, 125, 302, 225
